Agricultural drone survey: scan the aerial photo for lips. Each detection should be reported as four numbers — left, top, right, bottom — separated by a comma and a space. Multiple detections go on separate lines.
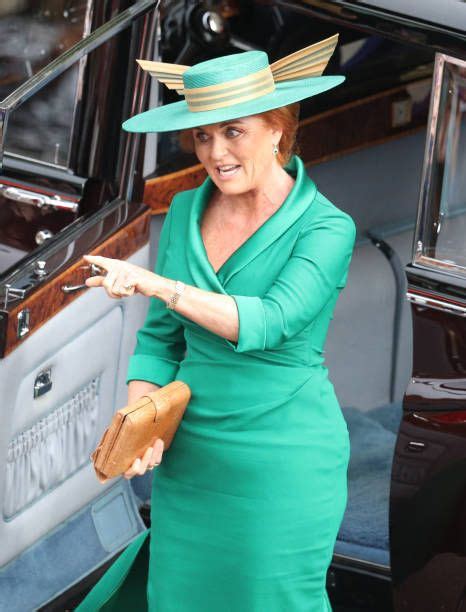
216, 164, 241, 178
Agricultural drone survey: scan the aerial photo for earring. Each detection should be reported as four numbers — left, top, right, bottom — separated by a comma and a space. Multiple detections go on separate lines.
273, 144, 279, 156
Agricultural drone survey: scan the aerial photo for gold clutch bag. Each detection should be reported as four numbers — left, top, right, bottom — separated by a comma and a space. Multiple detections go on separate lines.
90, 380, 191, 481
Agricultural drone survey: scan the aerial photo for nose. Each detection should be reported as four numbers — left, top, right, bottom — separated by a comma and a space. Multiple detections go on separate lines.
209, 135, 228, 161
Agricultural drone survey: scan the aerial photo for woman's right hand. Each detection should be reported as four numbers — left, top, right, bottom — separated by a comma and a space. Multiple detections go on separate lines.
123, 438, 165, 480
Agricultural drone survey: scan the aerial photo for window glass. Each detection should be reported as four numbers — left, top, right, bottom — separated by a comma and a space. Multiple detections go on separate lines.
416, 57, 466, 275
0, 1, 89, 167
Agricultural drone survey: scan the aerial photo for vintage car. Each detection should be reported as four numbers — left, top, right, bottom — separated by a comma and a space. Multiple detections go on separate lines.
0, 1, 465, 611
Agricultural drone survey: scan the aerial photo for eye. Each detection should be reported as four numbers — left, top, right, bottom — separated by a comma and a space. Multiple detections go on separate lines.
195, 131, 209, 143
225, 126, 241, 138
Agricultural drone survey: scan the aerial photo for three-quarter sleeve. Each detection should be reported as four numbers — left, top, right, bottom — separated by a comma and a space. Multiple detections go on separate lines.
126, 199, 186, 386
225, 209, 357, 353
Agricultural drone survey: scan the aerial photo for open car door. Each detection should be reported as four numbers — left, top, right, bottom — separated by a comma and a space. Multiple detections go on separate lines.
390, 51, 466, 611
0, 2, 160, 610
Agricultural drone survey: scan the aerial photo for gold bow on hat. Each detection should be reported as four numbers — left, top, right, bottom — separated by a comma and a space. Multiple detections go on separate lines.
136, 33, 339, 99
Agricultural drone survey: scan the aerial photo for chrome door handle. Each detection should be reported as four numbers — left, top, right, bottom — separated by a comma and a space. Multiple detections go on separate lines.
34, 367, 52, 398
61, 263, 106, 293
0, 184, 79, 212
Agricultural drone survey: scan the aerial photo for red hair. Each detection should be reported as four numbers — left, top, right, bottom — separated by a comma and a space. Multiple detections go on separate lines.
257, 103, 300, 166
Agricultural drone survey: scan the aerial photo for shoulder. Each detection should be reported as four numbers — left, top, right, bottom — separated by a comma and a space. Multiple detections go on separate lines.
161, 185, 201, 240
166, 186, 198, 219
300, 188, 357, 243
171, 185, 199, 206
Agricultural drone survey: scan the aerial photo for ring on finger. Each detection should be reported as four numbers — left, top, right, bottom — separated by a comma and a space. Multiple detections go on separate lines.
116, 280, 134, 294
117, 286, 131, 295
112, 278, 127, 296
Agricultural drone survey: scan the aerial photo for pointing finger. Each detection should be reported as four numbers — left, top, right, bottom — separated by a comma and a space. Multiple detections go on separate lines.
83, 254, 115, 269
85, 276, 105, 287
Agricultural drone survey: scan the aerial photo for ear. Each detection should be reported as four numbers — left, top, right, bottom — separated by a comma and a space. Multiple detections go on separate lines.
270, 126, 283, 146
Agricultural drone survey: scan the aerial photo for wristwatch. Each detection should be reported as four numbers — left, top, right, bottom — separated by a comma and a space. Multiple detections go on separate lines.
166, 280, 186, 310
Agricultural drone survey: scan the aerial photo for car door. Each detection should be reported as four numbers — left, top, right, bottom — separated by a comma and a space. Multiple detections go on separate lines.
0, 2, 160, 610
390, 52, 466, 612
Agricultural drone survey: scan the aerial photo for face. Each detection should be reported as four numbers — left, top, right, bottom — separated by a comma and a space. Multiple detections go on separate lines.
192, 114, 282, 196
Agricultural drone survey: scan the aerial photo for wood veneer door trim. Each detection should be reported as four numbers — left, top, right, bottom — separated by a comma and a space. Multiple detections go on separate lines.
4, 209, 151, 357
143, 164, 208, 214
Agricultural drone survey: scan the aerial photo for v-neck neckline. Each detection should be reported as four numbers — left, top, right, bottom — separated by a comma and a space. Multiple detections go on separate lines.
183, 155, 317, 292
197, 158, 300, 278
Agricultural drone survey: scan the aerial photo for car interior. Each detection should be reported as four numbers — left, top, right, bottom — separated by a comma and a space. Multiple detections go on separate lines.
320, 129, 423, 569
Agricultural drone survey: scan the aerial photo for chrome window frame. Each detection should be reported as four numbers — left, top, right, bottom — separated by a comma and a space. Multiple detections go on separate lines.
412, 52, 466, 280
1, 0, 94, 170
0, 0, 157, 172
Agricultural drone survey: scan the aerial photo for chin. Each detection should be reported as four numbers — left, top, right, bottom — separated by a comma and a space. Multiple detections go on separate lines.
211, 175, 248, 196
217, 184, 244, 195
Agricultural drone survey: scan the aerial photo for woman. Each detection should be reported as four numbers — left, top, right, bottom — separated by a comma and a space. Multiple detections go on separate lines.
77, 33, 356, 611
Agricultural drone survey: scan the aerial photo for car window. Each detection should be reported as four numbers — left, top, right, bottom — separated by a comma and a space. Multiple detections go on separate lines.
415, 54, 466, 277
0, 1, 90, 167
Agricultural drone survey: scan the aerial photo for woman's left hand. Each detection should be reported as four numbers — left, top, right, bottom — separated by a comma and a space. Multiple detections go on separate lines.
83, 254, 159, 299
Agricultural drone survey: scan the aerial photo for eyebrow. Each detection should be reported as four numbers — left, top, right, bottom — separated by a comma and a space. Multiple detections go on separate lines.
219, 120, 244, 127
194, 120, 244, 132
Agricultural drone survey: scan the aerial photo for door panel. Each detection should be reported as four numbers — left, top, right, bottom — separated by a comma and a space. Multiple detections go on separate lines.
5, 306, 122, 523
0, 241, 150, 606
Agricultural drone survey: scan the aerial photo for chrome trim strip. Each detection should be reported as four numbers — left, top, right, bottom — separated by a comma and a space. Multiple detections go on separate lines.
413, 254, 466, 279
5, 150, 69, 172
412, 52, 444, 267
413, 52, 466, 277
406, 291, 466, 316
66, 0, 94, 169
118, 4, 160, 203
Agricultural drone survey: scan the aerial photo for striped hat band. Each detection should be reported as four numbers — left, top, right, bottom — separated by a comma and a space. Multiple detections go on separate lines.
183, 53, 275, 112
183, 66, 275, 112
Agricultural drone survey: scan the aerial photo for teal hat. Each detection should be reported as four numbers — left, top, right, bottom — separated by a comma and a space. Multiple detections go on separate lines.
122, 33, 344, 133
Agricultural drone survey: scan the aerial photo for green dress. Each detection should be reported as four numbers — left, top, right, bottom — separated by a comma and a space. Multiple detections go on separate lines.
76, 154, 356, 611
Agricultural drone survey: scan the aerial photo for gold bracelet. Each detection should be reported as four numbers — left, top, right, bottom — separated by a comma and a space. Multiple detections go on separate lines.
166, 280, 186, 310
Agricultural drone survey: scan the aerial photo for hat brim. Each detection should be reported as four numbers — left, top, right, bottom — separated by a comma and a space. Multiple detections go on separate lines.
122, 75, 345, 133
